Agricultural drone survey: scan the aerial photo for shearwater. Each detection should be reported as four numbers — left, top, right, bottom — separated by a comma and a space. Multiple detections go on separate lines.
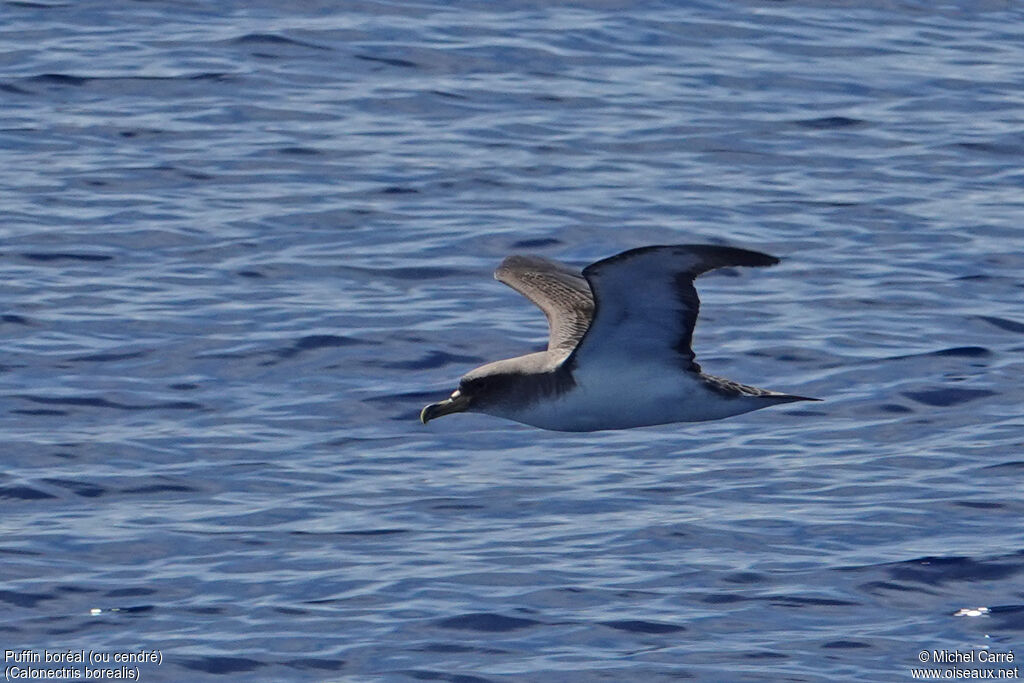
420, 244, 819, 432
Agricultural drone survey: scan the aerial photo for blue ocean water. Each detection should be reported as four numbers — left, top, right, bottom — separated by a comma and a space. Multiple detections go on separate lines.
2, 0, 1024, 680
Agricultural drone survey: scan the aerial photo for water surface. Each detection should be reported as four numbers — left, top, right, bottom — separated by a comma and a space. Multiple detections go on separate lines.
2, 1, 1024, 680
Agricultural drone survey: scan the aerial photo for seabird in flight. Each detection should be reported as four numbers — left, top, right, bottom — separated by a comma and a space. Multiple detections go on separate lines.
420, 244, 818, 431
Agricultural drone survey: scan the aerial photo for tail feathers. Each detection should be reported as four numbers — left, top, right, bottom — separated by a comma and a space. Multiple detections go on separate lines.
702, 375, 820, 403
764, 392, 821, 403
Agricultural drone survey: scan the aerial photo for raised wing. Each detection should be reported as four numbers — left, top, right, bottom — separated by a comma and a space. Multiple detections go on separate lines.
570, 244, 779, 370
495, 255, 595, 352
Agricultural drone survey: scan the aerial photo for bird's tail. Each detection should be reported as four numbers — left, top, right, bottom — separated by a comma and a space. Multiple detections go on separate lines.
765, 392, 821, 403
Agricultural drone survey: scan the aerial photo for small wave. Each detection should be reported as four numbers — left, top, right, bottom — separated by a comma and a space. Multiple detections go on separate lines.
179, 657, 265, 675
978, 315, 1024, 334
902, 388, 996, 407
602, 619, 685, 634
436, 612, 541, 632
20, 252, 112, 262
355, 54, 418, 68
274, 334, 366, 360
13, 395, 204, 411
232, 33, 329, 51
794, 116, 866, 129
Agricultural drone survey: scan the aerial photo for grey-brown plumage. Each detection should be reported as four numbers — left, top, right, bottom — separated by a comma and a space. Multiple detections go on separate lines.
494, 255, 593, 352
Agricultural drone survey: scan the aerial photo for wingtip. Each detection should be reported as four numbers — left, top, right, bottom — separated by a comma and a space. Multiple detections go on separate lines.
706, 245, 779, 268
582, 244, 781, 278
494, 254, 549, 279
778, 394, 822, 403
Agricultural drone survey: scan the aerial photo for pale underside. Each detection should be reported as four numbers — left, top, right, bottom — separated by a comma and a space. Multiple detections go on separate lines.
480, 353, 781, 431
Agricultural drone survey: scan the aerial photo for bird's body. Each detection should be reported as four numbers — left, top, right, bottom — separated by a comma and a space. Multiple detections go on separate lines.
421, 244, 817, 432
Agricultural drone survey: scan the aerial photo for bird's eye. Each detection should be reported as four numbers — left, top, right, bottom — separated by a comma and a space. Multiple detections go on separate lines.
451, 389, 462, 399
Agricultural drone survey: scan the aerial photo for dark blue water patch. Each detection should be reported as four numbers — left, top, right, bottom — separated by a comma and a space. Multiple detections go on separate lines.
988, 605, 1024, 632
109, 605, 154, 615
1, 314, 31, 325
932, 346, 990, 357
0, 589, 54, 608
365, 390, 453, 405
378, 350, 481, 371
13, 395, 205, 411
769, 595, 859, 608
400, 671, 495, 683
179, 169, 213, 181
0, 82, 31, 95
353, 266, 465, 282
283, 658, 347, 672
821, 640, 872, 649
336, 528, 411, 537
380, 185, 419, 194
0, 485, 57, 500
290, 528, 409, 537
856, 580, 927, 597
951, 141, 1022, 156
237, 270, 264, 278
953, 501, 1004, 510
902, 388, 996, 407
794, 116, 866, 129
722, 571, 768, 585
431, 502, 485, 511
120, 482, 197, 494
743, 651, 788, 660
19, 252, 112, 262
179, 657, 264, 675
886, 346, 991, 361
7, 1, 70, 8
68, 351, 148, 363
11, 409, 68, 416
273, 334, 366, 360
602, 619, 686, 634
105, 587, 157, 598
41, 478, 105, 498
168, 383, 199, 391
393, 408, 426, 422
978, 315, 1024, 334
355, 53, 419, 69
436, 613, 542, 633
187, 72, 234, 82
232, 33, 329, 50
415, 644, 509, 655
511, 238, 562, 249
878, 403, 913, 414
273, 607, 308, 617
430, 89, 469, 100
278, 146, 321, 155
24, 73, 89, 86
980, 461, 1024, 472
702, 593, 750, 605
874, 554, 1024, 585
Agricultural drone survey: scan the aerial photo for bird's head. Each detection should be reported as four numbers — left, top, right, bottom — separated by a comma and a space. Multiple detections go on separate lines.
419, 386, 472, 424
419, 364, 496, 424
420, 353, 566, 425
420, 360, 535, 424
